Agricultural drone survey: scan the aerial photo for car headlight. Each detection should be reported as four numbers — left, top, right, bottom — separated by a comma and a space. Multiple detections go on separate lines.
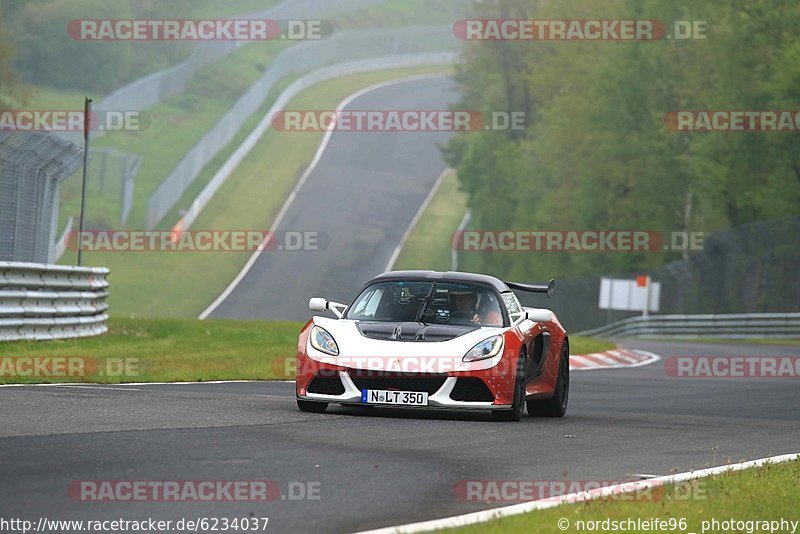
309, 325, 339, 356
463, 335, 504, 362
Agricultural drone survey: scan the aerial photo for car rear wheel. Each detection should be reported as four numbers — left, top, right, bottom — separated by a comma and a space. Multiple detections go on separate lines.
492, 351, 526, 422
527, 344, 569, 417
297, 399, 328, 413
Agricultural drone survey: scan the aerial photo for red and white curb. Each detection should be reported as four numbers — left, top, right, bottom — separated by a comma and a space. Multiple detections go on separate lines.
569, 348, 660, 371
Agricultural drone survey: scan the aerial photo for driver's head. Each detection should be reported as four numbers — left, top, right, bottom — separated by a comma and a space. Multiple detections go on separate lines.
451, 291, 476, 313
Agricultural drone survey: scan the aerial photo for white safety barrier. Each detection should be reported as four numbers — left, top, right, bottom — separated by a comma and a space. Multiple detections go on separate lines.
0, 262, 109, 341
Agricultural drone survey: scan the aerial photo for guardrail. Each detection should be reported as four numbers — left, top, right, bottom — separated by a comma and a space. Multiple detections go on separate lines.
0, 262, 109, 341
575, 313, 800, 339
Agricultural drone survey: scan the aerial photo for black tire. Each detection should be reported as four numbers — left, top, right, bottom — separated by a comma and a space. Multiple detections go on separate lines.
492, 351, 526, 422
297, 399, 328, 413
527, 345, 569, 417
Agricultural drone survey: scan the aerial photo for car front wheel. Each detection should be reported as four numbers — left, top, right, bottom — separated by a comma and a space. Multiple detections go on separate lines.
527, 344, 569, 417
492, 350, 526, 422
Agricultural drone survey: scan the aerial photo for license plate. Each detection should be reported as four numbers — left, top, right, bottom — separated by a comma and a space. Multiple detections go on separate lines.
361, 389, 428, 406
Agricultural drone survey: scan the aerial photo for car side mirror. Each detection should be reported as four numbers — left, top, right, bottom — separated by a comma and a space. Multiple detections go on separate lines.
525, 308, 553, 323
309, 298, 347, 318
309, 298, 328, 312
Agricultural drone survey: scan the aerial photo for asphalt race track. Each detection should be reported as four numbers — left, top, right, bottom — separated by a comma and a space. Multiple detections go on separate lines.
208, 76, 458, 321
2, 341, 799, 533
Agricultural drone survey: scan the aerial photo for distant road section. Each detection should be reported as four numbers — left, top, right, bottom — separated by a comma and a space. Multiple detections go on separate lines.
209, 76, 458, 320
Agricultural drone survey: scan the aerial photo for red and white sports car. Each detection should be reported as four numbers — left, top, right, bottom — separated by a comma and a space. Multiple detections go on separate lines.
295, 270, 569, 421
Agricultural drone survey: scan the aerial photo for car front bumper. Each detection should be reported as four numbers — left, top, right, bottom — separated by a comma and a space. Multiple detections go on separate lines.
297, 369, 515, 410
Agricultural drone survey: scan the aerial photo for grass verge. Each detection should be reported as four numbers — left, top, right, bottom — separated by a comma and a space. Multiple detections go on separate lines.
443, 458, 800, 533
0, 319, 613, 384
393, 169, 468, 271
570, 336, 615, 355
0, 318, 301, 384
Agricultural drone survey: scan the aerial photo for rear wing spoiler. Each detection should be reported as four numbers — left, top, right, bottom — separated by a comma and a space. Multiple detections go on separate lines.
505, 279, 556, 298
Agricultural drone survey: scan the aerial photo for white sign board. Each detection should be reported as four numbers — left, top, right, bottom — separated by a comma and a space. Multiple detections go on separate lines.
599, 278, 660, 312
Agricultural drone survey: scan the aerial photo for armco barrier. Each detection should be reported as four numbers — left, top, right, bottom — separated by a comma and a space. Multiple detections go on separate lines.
0, 262, 109, 341
576, 313, 800, 339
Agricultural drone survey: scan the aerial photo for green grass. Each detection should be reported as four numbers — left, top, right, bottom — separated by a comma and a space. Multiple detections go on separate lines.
0, 318, 612, 384
0, 318, 301, 384
444, 459, 800, 533
570, 336, 615, 355
394, 169, 468, 271
62, 66, 451, 317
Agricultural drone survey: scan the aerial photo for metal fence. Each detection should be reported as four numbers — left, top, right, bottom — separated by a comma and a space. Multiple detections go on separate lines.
87, 147, 140, 226
0, 262, 109, 341
515, 217, 800, 333
146, 25, 458, 228
0, 131, 84, 264
576, 313, 800, 339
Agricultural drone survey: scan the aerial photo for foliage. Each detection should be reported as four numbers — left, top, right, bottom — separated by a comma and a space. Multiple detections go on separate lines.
445, 0, 800, 280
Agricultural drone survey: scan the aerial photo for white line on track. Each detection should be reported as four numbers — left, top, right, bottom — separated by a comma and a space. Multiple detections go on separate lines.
352, 452, 800, 534
384, 167, 451, 272
2, 384, 142, 391
198, 74, 449, 320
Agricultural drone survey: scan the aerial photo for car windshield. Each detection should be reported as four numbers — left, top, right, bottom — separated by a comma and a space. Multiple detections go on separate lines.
345, 281, 505, 327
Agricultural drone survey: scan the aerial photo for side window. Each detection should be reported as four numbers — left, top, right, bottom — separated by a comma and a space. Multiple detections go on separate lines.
363, 288, 383, 317
502, 292, 524, 322
350, 288, 383, 318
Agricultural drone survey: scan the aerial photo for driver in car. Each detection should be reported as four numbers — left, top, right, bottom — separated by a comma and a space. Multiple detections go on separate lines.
450, 291, 502, 326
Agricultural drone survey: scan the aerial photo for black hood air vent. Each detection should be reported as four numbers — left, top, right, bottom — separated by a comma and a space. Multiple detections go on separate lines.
357, 322, 479, 342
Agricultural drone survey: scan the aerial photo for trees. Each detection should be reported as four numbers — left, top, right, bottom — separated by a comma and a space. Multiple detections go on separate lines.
446, 0, 800, 280
0, 2, 26, 108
